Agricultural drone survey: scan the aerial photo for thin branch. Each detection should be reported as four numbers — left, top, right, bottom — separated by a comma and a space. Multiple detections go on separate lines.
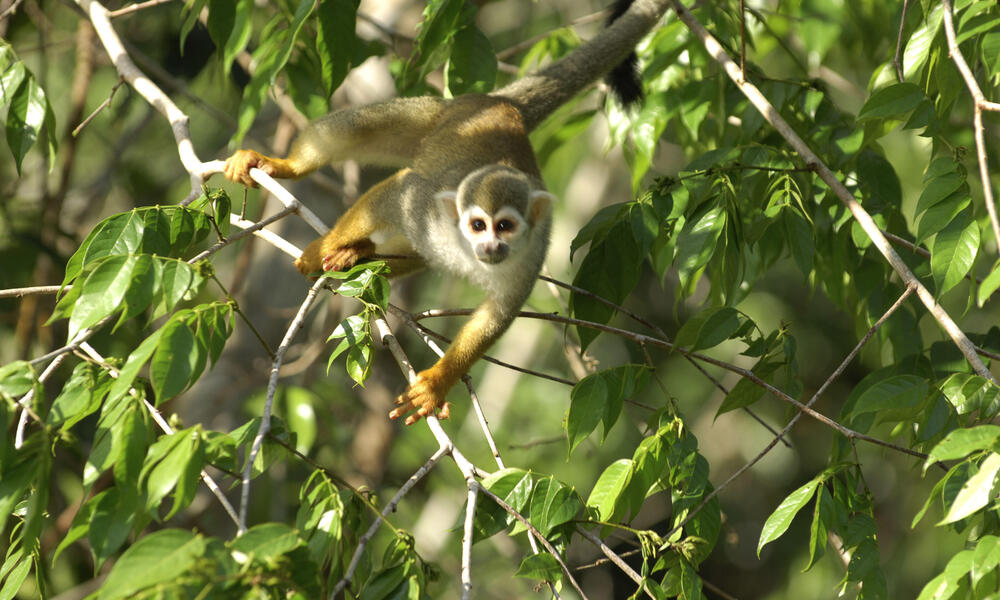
461, 484, 478, 600
476, 482, 589, 600
107, 0, 174, 18
405, 308, 575, 386
15, 351, 68, 448
578, 527, 655, 599
240, 276, 326, 531
664, 285, 921, 542
940, 0, 1000, 252
0, 285, 63, 299
893, 0, 910, 82
75, 0, 212, 199
539, 275, 790, 444
670, 0, 995, 384
76, 342, 241, 527
330, 446, 450, 599
495, 9, 608, 61
187, 204, 300, 264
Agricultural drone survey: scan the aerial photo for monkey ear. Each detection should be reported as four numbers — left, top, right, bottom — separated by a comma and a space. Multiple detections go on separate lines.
435, 190, 460, 220
527, 190, 554, 225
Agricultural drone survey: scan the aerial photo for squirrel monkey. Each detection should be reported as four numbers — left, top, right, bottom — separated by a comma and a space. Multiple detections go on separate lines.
223, 0, 672, 424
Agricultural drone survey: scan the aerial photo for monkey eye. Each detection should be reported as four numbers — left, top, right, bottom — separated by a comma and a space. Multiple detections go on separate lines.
470, 218, 487, 232
496, 219, 516, 232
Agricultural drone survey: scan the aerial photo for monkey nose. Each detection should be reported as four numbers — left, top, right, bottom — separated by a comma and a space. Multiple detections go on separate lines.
476, 243, 509, 263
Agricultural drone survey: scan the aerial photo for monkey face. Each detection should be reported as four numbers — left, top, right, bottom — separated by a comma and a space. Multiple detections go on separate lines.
435, 164, 554, 267
459, 205, 528, 264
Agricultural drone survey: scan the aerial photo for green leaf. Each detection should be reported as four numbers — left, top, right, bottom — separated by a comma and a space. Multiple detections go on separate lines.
675, 307, 743, 352
939, 452, 1000, 525
90, 488, 141, 568
528, 476, 582, 537
316, 0, 358, 96
716, 360, 782, 417
206, 0, 236, 57
758, 478, 820, 556
285, 386, 318, 454
931, 211, 979, 295
925, 425, 1000, 468
477, 468, 534, 540
98, 529, 206, 600
846, 375, 928, 419
586, 459, 633, 522
0, 548, 31, 600
567, 366, 647, 454
858, 82, 926, 121
5, 74, 51, 173
446, 25, 496, 95
675, 204, 726, 285
144, 430, 196, 513
231, 523, 303, 559
915, 190, 970, 245
65, 255, 137, 340
514, 552, 561, 582
977, 258, 1000, 306
150, 317, 198, 402
400, 0, 472, 89
0, 360, 36, 398
971, 535, 1000, 586
222, 0, 253, 74
567, 373, 608, 455
915, 172, 964, 217
570, 220, 643, 349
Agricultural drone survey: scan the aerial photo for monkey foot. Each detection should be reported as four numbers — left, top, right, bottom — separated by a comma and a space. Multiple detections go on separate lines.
391, 371, 451, 425
295, 239, 375, 277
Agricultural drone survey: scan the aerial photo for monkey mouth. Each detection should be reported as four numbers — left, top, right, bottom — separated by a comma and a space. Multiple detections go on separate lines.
477, 254, 506, 264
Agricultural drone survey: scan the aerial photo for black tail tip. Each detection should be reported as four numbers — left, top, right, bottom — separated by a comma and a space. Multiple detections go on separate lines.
606, 52, 644, 107
605, 0, 644, 107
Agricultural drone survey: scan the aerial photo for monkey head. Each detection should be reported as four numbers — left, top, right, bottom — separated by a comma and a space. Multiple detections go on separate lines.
436, 165, 553, 265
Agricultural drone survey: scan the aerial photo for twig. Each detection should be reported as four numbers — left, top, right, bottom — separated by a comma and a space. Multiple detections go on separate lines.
461, 484, 478, 600
188, 204, 300, 264
75, 0, 212, 199
578, 527, 655, 599
893, 0, 910, 82
330, 446, 450, 599
477, 483, 589, 600
539, 275, 789, 444
406, 308, 575, 386
940, 0, 1000, 252
75, 342, 241, 527
107, 0, 174, 18
670, 0, 994, 384
0, 285, 63, 299
73, 79, 124, 137
14, 352, 68, 448
663, 285, 920, 542
240, 276, 326, 531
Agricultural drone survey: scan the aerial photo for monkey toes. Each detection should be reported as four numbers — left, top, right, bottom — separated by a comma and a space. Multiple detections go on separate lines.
295, 238, 375, 277
390, 373, 450, 425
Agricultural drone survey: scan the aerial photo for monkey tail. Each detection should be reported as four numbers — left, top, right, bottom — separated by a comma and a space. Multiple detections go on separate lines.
492, 0, 670, 131
604, 0, 644, 107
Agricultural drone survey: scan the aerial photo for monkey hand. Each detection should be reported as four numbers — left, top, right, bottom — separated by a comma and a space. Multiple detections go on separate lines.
390, 368, 452, 425
295, 237, 375, 278
223, 150, 298, 187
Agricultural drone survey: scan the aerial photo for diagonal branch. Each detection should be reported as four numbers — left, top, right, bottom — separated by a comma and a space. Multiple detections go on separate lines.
670, 0, 994, 384
940, 0, 1000, 253
74, 0, 212, 200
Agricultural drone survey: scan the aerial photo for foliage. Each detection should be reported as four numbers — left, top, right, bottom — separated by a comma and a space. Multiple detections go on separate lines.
3, 0, 1000, 598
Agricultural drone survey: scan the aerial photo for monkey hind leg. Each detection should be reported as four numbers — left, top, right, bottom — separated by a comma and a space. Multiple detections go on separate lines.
294, 170, 412, 278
